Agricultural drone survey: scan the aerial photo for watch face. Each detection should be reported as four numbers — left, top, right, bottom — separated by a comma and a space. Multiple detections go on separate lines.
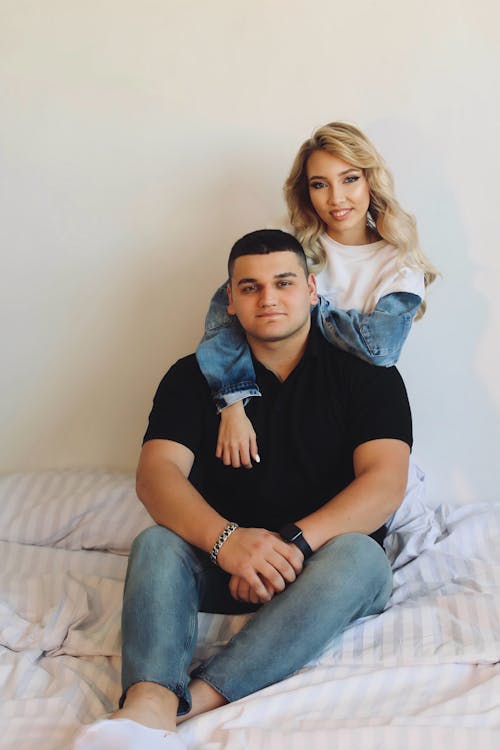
280, 523, 312, 559
281, 523, 302, 542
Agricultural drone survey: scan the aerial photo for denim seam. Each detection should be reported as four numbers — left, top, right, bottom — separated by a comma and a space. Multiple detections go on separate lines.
322, 318, 371, 360
174, 545, 217, 714
159, 543, 205, 715
359, 313, 412, 357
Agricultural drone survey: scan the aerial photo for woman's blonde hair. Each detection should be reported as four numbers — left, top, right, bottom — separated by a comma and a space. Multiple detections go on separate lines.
284, 121, 438, 318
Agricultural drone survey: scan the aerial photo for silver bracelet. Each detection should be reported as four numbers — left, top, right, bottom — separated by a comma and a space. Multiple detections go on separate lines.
210, 522, 239, 565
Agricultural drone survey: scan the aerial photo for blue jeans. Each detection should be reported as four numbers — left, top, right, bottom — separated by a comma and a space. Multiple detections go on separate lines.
196, 282, 421, 410
121, 526, 393, 714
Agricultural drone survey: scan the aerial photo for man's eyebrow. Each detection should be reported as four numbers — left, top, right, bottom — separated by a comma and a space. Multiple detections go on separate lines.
236, 272, 299, 286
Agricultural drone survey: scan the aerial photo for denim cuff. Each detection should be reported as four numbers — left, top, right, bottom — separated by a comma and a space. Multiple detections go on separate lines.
119, 678, 192, 716
189, 665, 232, 703
215, 389, 261, 413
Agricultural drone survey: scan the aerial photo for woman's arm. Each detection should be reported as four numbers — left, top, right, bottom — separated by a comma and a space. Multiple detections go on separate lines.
315, 291, 422, 366
195, 282, 260, 467
195, 282, 260, 409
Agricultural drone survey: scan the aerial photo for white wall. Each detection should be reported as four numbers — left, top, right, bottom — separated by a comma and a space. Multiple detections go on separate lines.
1, 0, 499, 504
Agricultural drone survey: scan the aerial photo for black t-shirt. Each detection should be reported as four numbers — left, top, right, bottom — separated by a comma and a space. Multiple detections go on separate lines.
144, 328, 412, 542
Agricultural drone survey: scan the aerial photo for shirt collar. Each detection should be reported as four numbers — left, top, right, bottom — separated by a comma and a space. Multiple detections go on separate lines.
250, 324, 321, 377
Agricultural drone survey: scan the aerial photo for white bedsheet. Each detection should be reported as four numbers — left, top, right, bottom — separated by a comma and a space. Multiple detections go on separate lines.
0, 468, 499, 749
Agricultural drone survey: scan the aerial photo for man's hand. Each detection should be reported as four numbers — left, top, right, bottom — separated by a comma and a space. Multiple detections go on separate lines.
216, 401, 259, 469
229, 574, 275, 604
216, 527, 303, 602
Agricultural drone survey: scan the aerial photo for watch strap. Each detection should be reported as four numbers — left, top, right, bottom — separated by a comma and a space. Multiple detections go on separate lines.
278, 522, 313, 559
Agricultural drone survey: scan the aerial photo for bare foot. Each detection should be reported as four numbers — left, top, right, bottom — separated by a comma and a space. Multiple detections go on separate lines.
177, 678, 227, 724
111, 681, 179, 732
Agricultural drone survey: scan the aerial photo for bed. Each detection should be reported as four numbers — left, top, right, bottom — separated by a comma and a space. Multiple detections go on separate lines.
1, 462, 499, 749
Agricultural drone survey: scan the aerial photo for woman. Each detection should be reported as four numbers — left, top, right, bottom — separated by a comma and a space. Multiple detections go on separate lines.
196, 121, 438, 468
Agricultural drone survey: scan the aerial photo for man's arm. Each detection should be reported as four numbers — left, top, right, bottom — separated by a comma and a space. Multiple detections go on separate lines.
136, 439, 303, 601
137, 439, 224, 551
297, 438, 410, 551
230, 438, 408, 604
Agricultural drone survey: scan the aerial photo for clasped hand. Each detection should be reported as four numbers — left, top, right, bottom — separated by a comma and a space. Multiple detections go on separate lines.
216, 527, 304, 604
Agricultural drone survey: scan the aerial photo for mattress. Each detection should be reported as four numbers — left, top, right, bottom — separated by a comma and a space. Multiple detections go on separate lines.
0, 465, 499, 749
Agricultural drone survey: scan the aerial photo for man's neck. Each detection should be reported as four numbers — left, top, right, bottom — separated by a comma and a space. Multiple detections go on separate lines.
247, 322, 311, 382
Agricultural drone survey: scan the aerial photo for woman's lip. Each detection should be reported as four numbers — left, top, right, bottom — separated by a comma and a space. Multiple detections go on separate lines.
329, 208, 352, 220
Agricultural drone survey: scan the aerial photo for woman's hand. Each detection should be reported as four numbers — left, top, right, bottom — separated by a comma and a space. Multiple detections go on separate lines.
216, 401, 260, 469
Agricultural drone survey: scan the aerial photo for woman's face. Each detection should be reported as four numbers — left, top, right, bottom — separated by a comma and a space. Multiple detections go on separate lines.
306, 150, 372, 245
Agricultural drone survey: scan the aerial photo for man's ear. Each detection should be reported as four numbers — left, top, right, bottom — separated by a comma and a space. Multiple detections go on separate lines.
308, 273, 319, 305
226, 281, 235, 315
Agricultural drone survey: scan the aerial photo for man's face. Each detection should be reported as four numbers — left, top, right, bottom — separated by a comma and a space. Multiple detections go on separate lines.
227, 251, 318, 345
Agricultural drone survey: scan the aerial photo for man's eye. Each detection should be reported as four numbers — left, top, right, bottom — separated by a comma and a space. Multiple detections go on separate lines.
278, 280, 291, 287
241, 286, 256, 293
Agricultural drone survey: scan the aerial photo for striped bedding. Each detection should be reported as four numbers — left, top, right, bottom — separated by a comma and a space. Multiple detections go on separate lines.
0, 466, 499, 749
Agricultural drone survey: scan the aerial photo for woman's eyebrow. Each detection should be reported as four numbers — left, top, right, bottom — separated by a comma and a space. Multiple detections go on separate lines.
308, 168, 361, 180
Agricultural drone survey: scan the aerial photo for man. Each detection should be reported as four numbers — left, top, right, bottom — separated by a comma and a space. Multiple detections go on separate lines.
75, 229, 411, 750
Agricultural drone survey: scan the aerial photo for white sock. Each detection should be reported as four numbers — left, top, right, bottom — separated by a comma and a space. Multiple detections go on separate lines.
73, 718, 187, 750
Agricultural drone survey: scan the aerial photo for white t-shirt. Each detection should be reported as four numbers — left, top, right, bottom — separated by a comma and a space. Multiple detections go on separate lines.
315, 234, 425, 314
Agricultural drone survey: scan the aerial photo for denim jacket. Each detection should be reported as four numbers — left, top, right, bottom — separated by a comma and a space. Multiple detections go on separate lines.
196, 282, 422, 412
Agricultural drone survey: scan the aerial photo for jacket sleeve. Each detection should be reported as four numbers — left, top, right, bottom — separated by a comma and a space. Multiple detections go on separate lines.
195, 281, 260, 411
315, 291, 422, 367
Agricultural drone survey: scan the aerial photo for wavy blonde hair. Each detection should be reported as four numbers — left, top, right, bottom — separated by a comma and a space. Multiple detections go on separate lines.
284, 121, 438, 319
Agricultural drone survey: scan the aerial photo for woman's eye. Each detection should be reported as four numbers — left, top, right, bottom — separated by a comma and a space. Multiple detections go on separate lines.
345, 175, 360, 184
310, 181, 327, 190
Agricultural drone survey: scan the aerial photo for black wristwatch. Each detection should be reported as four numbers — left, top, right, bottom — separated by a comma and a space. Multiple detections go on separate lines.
278, 522, 313, 559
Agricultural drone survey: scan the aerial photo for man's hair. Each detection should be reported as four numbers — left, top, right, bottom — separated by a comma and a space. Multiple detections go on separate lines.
228, 229, 309, 278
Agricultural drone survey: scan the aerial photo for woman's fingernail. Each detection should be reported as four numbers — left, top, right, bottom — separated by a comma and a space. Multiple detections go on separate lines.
254, 454, 260, 463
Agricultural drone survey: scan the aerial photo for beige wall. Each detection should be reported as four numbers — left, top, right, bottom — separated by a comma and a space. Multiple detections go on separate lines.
1, 0, 499, 503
